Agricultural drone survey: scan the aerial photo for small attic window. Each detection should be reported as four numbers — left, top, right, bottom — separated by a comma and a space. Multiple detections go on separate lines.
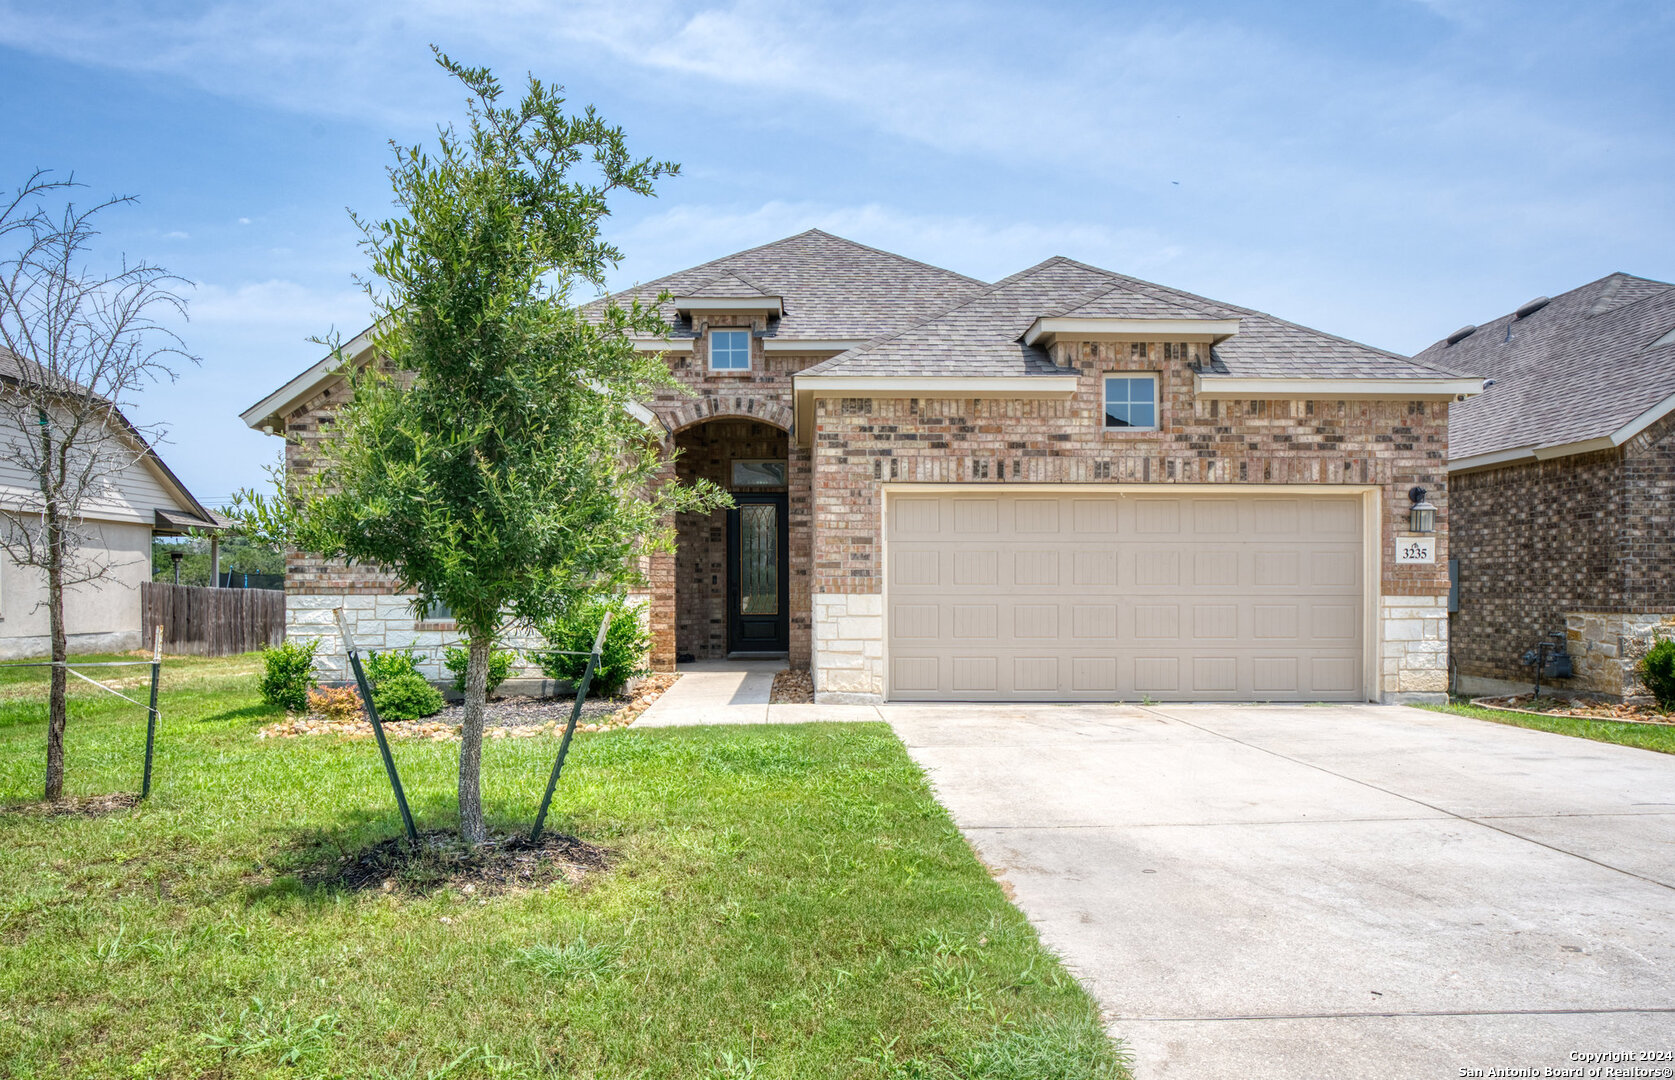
709, 329, 750, 371
1104, 374, 1158, 430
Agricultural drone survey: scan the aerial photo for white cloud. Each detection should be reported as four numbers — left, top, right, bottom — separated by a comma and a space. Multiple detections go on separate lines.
163, 230, 190, 239
182, 279, 369, 334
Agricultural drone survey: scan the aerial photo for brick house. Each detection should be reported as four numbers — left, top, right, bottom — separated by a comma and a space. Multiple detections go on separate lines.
1415, 273, 1675, 700
243, 230, 1480, 703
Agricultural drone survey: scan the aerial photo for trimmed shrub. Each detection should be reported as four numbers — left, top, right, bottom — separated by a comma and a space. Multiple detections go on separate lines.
307, 685, 364, 722
259, 638, 319, 712
444, 644, 516, 696
1637, 637, 1675, 712
364, 648, 444, 721
536, 596, 651, 698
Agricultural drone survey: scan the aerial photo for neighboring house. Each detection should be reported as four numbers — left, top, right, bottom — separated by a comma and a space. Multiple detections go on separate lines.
1415, 273, 1675, 700
243, 230, 1479, 704
0, 350, 226, 659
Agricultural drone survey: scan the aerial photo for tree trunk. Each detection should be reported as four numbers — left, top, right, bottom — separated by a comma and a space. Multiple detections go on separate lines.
43, 509, 67, 801
457, 632, 493, 845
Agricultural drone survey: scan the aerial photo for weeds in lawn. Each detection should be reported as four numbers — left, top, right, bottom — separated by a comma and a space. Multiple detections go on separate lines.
964, 1018, 1132, 1079
201, 997, 342, 1068
509, 935, 620, 984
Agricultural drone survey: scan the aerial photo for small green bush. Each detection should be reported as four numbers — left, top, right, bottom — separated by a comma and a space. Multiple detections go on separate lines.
364, 648, 444, 721
259, 638, 319, 712
536, 596, 651, 698
444, 643, 516, 695
1638, 637, 1675, 712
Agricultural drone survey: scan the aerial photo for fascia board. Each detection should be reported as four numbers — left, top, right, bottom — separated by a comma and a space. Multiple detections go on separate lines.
240, 328, 377, 431
1023, 317, 1242, 347
630, 337, 695, 353
672, 296, 784, 315
1195, 375, 1485, 400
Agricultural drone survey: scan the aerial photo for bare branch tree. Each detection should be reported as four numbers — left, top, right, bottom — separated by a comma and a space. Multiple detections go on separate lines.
0, 170, 198, 799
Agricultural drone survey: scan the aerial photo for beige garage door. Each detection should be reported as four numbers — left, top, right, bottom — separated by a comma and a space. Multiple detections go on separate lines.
886, 490, 1365, 702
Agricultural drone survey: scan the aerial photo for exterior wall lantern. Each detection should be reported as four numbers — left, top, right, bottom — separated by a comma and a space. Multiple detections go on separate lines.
1407, 486, 1437, 534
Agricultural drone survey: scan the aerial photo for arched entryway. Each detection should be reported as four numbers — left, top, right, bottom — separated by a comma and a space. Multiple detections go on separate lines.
670, 416, 806, 663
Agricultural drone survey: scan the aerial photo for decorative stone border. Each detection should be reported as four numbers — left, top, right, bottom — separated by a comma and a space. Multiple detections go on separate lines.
1473, 695, 1674, 728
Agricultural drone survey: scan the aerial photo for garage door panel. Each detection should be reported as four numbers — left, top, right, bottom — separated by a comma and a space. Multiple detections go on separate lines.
886, 491, 1364, 702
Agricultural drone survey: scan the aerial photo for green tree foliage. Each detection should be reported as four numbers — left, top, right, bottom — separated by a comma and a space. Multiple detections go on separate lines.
232, 51, 727, 843
536, 596, 652, 699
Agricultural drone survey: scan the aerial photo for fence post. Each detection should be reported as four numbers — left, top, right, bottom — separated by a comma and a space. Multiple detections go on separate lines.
530, 611, 612, 842
141, 625, 162, 799
335, 608, 419, 842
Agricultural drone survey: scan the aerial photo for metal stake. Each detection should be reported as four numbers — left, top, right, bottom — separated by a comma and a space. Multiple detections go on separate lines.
531, 611, 611, 842
336, 608, 419, 842
141, 625, 162, 799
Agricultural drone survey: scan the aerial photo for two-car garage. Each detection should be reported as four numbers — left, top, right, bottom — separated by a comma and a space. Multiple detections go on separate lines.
884, 488, 1373, 702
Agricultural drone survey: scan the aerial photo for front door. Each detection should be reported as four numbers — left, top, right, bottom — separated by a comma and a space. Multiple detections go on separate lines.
727, 492, 789, 654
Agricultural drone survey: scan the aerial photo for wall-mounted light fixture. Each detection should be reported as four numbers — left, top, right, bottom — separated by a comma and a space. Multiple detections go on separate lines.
1408, 487, 1437, 534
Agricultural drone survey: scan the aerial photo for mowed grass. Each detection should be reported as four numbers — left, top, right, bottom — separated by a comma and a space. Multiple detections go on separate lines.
0, 653, 1126, 1079
1419, 699, 1675, 755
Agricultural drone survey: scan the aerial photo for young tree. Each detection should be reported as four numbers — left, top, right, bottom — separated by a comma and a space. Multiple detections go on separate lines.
236, 52, 726, 844
0, 172, 195, 800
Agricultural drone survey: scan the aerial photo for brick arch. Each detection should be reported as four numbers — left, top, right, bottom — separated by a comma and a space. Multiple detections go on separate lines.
661, 395, 793, 436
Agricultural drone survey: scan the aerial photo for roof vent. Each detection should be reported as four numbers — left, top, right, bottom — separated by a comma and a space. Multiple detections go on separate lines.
1513, 296, 1550, 319
1445, 324, 1477, 345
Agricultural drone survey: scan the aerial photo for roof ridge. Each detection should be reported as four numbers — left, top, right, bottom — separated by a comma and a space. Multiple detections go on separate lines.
797, 229, 990, 288
798, 259, 1075, 374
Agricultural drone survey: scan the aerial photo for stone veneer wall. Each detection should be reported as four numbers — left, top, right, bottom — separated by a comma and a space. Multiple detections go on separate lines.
1380, 596, 1449, 701
1565, 612, 1675, 700
808, 339, 1453, 703
1449, 413, 1674, 698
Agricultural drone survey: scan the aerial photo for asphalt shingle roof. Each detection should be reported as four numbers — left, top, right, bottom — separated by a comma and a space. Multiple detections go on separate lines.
804, 256, 1445, 381
588, 229, 988, 342
1412, 273, 1675, 460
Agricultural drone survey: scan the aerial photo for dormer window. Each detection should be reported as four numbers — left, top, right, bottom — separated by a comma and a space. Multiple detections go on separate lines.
1104, 374, 1158, 430
709, 329, 751, 371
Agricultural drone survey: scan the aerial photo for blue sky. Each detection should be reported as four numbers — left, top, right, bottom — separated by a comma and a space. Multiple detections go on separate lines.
2, 0, 1672, 504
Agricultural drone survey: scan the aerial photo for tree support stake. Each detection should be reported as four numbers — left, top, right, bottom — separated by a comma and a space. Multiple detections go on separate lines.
336, 608, 419, 842
531, 611, 611, 842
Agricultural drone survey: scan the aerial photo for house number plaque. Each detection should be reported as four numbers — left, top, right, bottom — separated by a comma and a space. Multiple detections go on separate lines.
1395, 536, 1436, 564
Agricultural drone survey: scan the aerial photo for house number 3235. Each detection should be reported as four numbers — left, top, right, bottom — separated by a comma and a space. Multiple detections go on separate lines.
1396, 537, 1436, 564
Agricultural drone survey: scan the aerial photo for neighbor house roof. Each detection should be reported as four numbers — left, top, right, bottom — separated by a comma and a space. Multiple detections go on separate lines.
0, 347, 225, 532
588, 228, 989, 343
1414, 273, 1675, 470
803, 255, 1469, 383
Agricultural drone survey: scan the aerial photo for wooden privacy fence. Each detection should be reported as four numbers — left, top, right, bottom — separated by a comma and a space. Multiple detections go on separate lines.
141, 582, 285, 656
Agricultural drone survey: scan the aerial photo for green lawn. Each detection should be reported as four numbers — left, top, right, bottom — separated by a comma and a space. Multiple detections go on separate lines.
1419, 699, 1675, 755
0, 653, 1126, 1079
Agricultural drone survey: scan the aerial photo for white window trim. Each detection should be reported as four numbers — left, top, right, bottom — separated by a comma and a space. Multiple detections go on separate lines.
708, 328, 752, 372
1103, 373, 1159, 431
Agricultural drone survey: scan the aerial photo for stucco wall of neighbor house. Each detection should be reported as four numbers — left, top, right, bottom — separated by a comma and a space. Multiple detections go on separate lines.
0, 521, 151, 659
1450, 414, 1675, 699
807, 339, 1453, 704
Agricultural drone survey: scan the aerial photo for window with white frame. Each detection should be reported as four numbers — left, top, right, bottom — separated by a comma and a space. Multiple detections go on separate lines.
1104, 374, 1158, 430
709, 329, 750, 371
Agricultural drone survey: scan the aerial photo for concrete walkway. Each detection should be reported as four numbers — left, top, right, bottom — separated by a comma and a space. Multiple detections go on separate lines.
888, 702, 1675, 1078
634, 660, 882, 726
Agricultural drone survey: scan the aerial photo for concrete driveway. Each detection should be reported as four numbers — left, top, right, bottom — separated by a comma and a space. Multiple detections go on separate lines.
883, 702, 1675, 1078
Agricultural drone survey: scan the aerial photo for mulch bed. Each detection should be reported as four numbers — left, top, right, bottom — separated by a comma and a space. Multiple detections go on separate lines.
300, 828, 611, 896
771, 669, 814, 703
259, 672, 682, 741
2, 793, 141, 818
1475, 694, 1674, 726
